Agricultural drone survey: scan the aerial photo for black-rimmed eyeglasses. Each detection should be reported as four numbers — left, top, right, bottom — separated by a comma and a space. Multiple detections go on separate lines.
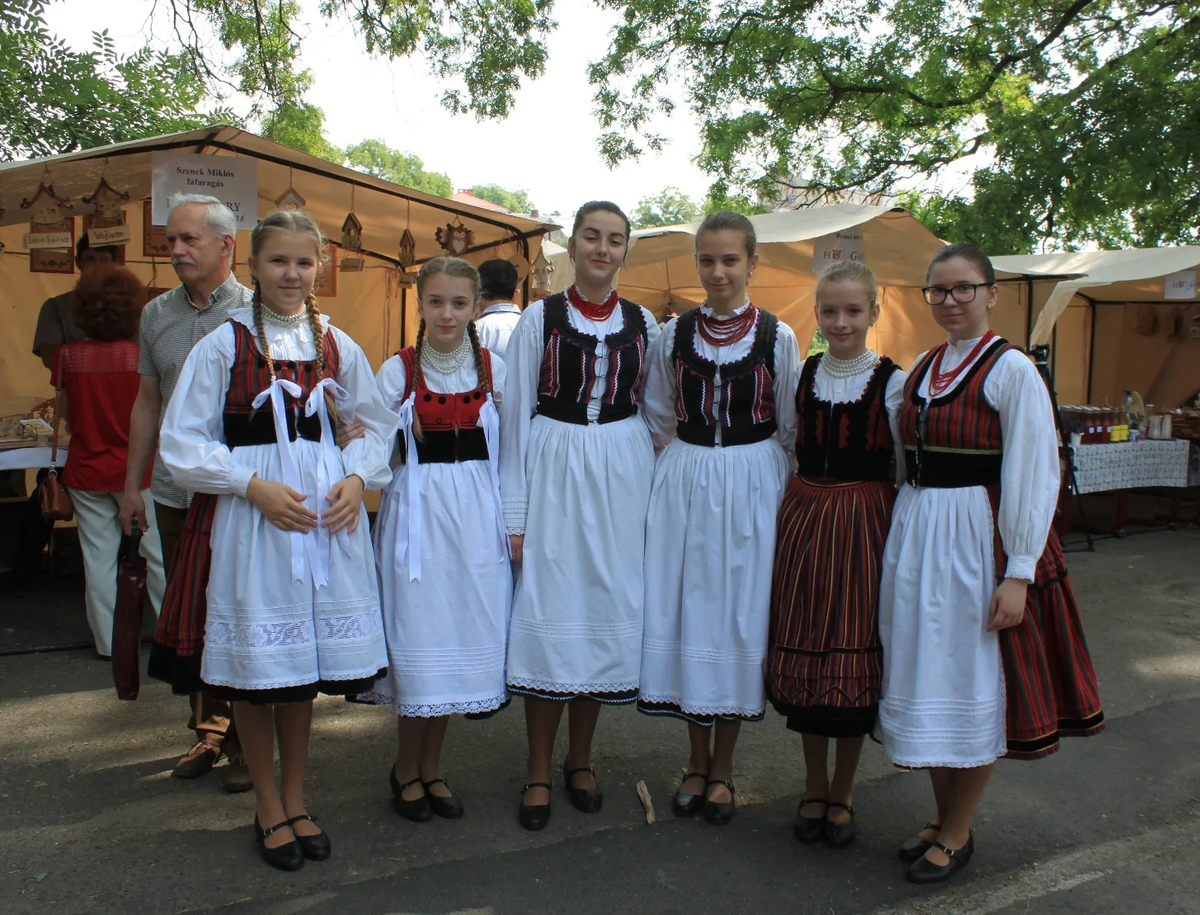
922, 283, 991, 305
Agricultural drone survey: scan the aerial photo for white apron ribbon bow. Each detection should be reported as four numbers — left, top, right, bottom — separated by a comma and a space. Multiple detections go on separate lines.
306, 378, 350, 589
478, 393, 510, 561
251, 377, 316, 584
393, 392, 422, 581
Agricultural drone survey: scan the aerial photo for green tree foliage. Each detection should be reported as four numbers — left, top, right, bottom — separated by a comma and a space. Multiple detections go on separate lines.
587, 0, 1200, 252
0, 0, 216, 159
345, 139, 453, 196
631, 186, 701, 228
471, 183, 536, 213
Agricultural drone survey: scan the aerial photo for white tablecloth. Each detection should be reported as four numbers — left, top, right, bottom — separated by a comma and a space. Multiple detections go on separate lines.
0, 446, 67, 472
1070, 440, 1191, 495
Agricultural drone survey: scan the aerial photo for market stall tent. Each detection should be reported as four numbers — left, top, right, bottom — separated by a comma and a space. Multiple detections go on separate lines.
606, 205, 961, 368
0, 125, 556, 404
992, 248, 1200, 409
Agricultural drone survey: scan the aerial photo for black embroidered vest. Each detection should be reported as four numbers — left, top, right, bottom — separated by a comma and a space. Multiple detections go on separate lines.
795, 353, 899, 481
672, 308, 779, 447
535, 293, 649, 425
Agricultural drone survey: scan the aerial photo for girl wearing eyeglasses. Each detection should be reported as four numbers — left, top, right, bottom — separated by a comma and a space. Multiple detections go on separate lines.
877, 243, 1104, 885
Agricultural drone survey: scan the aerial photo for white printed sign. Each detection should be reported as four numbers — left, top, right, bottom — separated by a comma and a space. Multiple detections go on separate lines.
811, 230, 865, 273
1164, 268, 1197, 300
23, 231, 73, 249
151, 152, 258, 228
88, 225, 132, 246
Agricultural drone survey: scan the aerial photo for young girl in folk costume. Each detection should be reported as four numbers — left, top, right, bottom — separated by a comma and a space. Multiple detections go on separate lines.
879, 243, 1104, 884
639, 211, 801, 826
767, 260, 906, 849
500, 201, 659, 831
159, 210, 398, 872
373, 256, 511, 823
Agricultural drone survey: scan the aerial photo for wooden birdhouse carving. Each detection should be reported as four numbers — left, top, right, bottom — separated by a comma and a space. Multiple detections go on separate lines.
276, 186, 306, 211
341, 212, 363, 252
398, 228, 416, 267
531, 248, 554, 299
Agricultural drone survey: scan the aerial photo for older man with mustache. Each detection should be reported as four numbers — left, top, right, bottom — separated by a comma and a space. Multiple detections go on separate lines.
120, 193, 254, 790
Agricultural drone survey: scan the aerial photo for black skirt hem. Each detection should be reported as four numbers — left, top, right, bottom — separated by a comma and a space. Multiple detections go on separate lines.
147, 643, 205, 696
769, 695, 878, 737
507, 684, 638, 705
637, 699, 764, 728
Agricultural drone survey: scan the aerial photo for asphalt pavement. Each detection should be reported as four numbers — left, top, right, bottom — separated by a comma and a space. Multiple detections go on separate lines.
1, 525, 1198, 915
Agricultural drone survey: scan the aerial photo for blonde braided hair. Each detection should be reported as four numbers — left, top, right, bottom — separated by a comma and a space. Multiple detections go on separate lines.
249, 209, 337, 420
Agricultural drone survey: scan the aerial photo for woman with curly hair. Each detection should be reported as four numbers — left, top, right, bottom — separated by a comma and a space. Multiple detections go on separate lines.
55, 265, 166, 659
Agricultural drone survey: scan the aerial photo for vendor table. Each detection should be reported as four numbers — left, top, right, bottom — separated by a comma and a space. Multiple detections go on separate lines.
1068, 439, 1195, 535
1070, 439, 1191, 494
0, 446, 68, 473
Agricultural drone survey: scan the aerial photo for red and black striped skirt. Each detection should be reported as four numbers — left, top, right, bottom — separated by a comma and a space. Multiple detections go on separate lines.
767, 476, 895, 737
989, 489, 1106, 759
147, 493, 217, 695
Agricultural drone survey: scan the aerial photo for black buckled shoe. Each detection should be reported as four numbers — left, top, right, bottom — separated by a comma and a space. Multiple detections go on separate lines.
389, 766, 432, 822
253, 817, 304, 872
286, 814, 331, 861
824, 801, 856, 848
702, 780, 736, 826
423, 778, 465, 819
518, 781, 552, 831
562, 760, 603, 814
898, 822, 942, 862
672, 772, 708, 817
906, 833, 974, 885
793, 798, 827, 843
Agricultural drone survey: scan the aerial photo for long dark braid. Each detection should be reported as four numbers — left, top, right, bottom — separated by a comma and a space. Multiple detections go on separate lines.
411, 317, 427, 441
466, 320, 491, 396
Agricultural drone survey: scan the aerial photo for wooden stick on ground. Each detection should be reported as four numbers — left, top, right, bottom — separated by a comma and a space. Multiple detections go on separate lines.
635, 779, 656, 825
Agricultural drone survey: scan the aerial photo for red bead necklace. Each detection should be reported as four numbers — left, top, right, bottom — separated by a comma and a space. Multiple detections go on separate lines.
696, 304, 758, 347
566, 285, 620, 322
927, 331, 996, 398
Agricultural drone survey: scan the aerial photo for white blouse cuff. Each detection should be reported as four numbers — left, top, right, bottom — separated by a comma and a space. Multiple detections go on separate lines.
230, 465, 256, 499
1004, 556, 1038, 583
503, 499, 528, 533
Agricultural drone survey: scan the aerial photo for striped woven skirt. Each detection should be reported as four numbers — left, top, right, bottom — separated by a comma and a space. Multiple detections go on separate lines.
147, 493, 217, 695
767, 476, 894, 737
987, 487, 1106, 760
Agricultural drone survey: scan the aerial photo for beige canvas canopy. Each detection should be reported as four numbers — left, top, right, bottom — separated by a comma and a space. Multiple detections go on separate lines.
0, 125, 556, 404
992, 248, 1200, 409
587, 204, 956, 369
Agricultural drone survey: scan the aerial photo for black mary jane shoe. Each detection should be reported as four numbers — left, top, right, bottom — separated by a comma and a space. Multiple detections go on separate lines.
286, 814, 331, 861
253, 816, 304, 872
824, 801, 856, 849
702, 780, 737, 826
562, 760, 603, 814
672, 772, 708, 818
423, 778, 465, 819
906, 833, 974, 885
388, 766, 432, 822
898, 822, 942, 862
793, 798, 827, 843
518, 781, 552, 831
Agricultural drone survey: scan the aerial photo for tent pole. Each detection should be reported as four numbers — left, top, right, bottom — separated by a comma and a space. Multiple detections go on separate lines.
1086, 299, 1097, 403
400, 284, 408, 349
521, 235, 531, 306
1024, 278, 1034, 350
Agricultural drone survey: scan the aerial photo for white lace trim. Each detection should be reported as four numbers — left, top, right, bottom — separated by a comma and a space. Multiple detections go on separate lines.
205, 612, 382, 650
199, 665, 384, 692
354, 691, 507, 717
507, 675, 639, 696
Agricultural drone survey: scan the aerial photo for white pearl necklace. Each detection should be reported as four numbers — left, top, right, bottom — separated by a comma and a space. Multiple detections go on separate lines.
261, 306, 310, 327
822, 349, 879, 378
421, 336, 471, 374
